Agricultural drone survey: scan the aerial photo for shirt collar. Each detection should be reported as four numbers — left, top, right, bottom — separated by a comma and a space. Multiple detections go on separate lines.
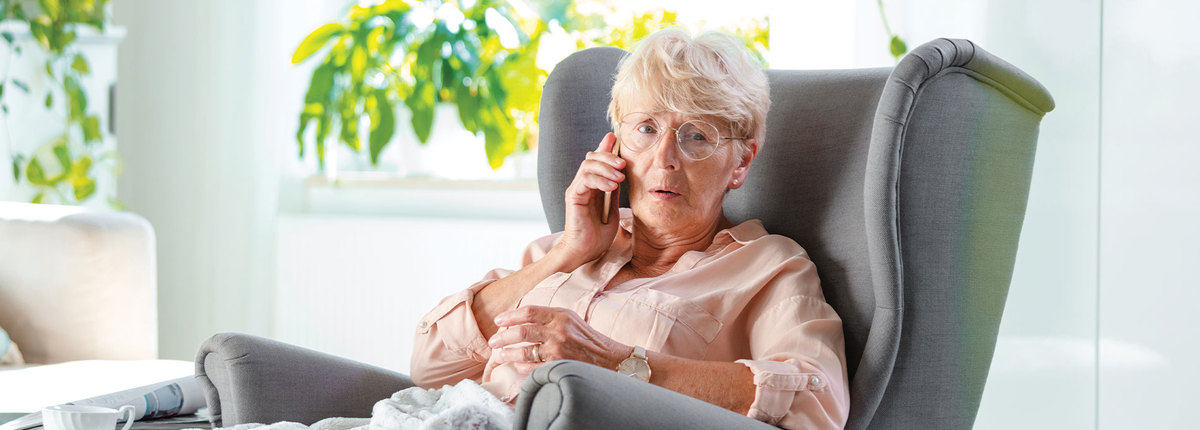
617, 208, 766, 245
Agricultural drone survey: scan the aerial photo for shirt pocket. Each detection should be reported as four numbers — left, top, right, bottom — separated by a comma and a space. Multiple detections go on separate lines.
616, 288, 724, 356
516, 272, 571, 308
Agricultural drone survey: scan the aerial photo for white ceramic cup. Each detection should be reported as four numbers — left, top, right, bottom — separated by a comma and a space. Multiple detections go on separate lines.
42, 405, 136, 430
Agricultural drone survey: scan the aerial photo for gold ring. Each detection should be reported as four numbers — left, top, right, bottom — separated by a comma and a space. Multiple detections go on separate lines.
531, 344, 543, 362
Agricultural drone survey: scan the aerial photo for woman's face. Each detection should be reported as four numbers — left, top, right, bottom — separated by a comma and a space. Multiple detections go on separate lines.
618, 104, 757, 237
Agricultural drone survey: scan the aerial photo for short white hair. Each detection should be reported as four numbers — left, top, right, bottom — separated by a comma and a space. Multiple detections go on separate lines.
608, 28, 771, 157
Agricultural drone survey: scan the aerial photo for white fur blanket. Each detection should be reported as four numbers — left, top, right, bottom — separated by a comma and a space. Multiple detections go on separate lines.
213, 379, 512, 430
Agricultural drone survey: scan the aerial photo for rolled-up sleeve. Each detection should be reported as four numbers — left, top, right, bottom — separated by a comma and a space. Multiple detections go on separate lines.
737, 272, 850, 429
409, 232, 561, 389
410, 269, 510, 388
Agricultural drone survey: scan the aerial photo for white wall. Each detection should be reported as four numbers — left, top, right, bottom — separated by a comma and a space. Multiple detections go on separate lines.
113, 0, 342, 359
274, 212, 548, 372
1099, 0, 1200, 427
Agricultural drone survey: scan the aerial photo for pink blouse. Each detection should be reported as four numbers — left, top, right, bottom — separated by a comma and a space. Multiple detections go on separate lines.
411, 210, 850, 429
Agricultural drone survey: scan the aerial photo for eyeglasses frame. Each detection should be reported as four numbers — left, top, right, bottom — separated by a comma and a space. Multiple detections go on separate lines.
616, 112, 749, 161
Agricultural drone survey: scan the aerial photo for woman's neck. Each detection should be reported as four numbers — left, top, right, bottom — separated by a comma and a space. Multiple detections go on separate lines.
626, 215, 733, 278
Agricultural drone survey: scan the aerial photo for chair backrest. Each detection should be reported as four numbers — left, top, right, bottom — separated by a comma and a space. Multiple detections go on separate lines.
537, 38, 1053, 429
0, 202, 159, 363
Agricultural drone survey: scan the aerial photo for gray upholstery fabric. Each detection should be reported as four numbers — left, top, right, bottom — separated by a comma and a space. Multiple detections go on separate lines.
537, 46, 631, 229
195, 333, 414, 426
515, 360, 778, 430
863, 38, 1053, 428
532, 38, 1053, 429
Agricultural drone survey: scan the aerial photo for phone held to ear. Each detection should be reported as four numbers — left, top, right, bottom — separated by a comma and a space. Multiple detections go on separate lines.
601, 142, 621, 224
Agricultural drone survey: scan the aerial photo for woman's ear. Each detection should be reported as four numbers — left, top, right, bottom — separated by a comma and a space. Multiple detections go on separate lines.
729, 139, 759, 189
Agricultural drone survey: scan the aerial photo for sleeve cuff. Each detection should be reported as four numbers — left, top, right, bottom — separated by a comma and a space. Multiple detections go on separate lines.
735, 359, 828, 425
416, 269, 512, 360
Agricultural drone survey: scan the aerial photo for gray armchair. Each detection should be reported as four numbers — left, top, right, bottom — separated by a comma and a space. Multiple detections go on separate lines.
196, 38, 1053, 429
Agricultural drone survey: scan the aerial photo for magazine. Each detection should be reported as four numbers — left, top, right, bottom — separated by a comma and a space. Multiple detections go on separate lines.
0, 376, 204, 430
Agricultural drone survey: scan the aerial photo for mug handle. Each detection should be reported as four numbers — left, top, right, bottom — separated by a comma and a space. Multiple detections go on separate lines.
117, 405, 136, 430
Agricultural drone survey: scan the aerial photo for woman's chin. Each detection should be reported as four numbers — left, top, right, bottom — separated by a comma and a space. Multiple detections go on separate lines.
632, 203, 695, 228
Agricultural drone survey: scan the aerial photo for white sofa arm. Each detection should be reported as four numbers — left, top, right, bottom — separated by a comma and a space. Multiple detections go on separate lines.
0, 202, 157, 363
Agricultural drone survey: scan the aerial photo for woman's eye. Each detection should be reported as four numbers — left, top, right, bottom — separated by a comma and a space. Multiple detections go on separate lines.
636, 124, 657, 134
688, 132, 708, 141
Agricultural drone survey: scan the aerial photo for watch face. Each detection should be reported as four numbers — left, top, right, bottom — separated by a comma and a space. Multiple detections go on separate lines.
618, 357, 651, 381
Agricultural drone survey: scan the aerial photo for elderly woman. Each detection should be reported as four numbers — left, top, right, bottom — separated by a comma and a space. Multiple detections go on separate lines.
411, 29, 849, 429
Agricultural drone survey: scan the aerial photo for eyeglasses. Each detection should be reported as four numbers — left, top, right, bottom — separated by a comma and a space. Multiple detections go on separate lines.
616, 112, 747, 161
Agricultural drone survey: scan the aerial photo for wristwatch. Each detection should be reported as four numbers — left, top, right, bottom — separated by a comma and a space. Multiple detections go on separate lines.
616, 345, 651, 382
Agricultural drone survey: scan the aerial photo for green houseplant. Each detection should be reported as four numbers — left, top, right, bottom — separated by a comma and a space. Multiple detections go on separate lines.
1, 0, 115, 205
292, 0, 546, 171
293, 0, 769, 175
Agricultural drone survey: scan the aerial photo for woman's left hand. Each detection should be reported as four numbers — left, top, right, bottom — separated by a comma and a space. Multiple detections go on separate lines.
488, 306, 631, 374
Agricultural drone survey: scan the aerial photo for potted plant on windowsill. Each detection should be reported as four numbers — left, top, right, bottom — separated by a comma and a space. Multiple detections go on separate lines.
291, 0, 772, 183
291, 0, 546, 179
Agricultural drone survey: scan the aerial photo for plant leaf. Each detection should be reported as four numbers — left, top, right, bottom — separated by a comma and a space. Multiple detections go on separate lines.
11, 79, 28, 93
406, 82, 435, 144
39, 0, 60, 18
71, 54, 90, 74
454, 84, 479, 133
65, 75, 88, 119
304, 62, 335, 104
296, 113, 311, 157
71, 156, 92, 181
45, 92, 53, 108
350, 46, 367, 82
26, 158, 48, 185
368, 89, 394, 165
11, 155, 21, 182
890, 35, 908, 59
316, 114, 331, 169
481, 104, 515, 169
31, 192, 45, 204
1, 32, 12, 44
73, 177, 95, 201
82, 116, 102, 143
292, 23, 345, 64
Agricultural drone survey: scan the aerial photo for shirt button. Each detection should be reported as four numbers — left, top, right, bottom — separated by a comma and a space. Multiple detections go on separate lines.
419, 321, 428, 329
809, 376, 821, 387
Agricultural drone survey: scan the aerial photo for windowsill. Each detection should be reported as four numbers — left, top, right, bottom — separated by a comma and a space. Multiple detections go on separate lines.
296, 173, 546, 221
304, 173, 538, 190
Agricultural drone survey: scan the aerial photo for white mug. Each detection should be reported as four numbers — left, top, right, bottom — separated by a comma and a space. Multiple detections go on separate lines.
42, 405, 136, 430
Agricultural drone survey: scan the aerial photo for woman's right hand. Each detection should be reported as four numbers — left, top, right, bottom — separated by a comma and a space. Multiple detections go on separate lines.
553, 132, 624, 270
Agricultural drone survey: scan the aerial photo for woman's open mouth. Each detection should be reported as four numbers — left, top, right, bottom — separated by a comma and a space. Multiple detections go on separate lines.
649, 187, 681, 200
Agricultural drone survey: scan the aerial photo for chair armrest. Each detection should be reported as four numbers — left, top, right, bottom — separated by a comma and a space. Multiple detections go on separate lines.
195, 333, 414, 427
515, 360, 777, 430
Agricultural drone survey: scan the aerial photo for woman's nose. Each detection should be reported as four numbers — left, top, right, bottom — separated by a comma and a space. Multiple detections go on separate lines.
649, 128, 680, 170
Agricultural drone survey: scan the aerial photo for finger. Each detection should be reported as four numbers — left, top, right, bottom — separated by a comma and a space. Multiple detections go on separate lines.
488, 324, 542, 348
495, 306, 556, 327
585, 150, 626, 169
595, 132, 617, 154
575, 175, 619, 195
493, 344, 543, 363
578, 159, 625, 183
513, 361, 543, 374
